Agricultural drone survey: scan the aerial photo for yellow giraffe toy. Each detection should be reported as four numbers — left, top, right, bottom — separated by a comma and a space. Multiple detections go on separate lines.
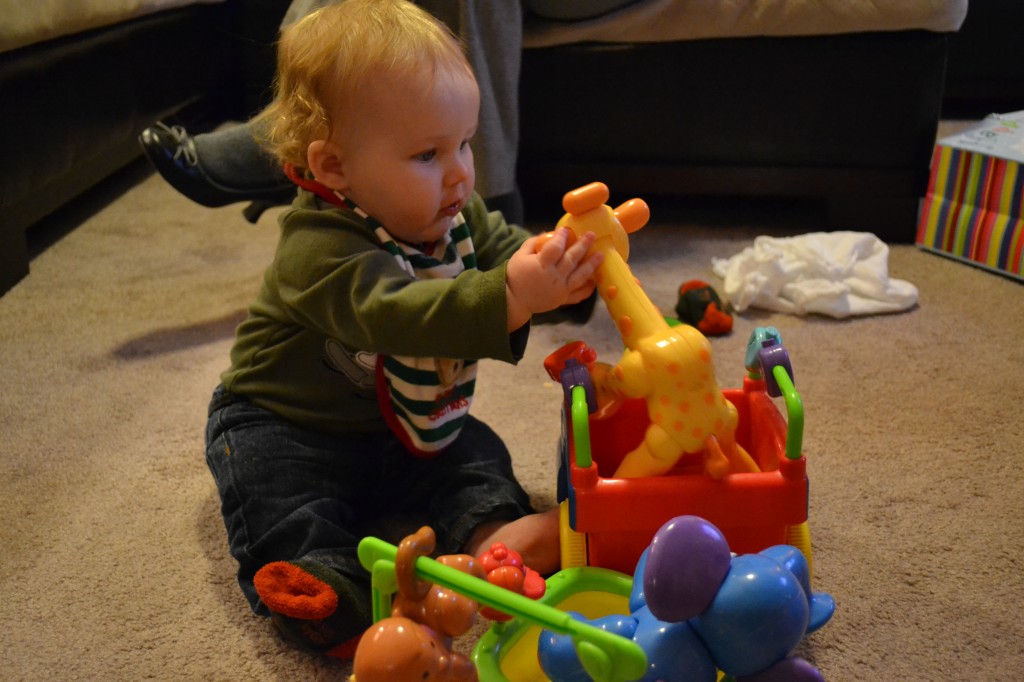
554, 182, 758, 479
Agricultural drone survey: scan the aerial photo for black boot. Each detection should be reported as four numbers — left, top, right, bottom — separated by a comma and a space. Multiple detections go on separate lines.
138, 122, 295, 223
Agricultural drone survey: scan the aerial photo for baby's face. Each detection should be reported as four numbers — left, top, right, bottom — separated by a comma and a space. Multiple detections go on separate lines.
333, 67, 480, 246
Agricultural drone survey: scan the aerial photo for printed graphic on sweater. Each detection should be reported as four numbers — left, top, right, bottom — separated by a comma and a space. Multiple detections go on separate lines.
322, 338, 376, 390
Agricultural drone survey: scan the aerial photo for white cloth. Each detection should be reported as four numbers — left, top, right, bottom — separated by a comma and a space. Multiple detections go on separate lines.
711, 232, 919, 318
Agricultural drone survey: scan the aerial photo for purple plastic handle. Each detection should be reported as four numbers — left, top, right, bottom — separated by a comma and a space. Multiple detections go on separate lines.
560, 359, 596, 412
758, 341, 793, 398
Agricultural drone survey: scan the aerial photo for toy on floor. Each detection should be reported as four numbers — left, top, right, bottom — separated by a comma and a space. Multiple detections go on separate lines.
351, 526, 484, 682
541, 181, 754, 480
537, 515, 835, 682
357, 530, 648, 682
546, 325, 810, 577
477, 542, 546, 622
674, 280, 733, 336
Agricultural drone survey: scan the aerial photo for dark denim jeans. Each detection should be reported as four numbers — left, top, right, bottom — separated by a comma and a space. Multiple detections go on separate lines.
204, 385, 534, 615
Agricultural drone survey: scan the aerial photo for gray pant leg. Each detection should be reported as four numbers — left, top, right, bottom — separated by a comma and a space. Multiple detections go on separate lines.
419, 0, 523, 200
192, 121, 291, 192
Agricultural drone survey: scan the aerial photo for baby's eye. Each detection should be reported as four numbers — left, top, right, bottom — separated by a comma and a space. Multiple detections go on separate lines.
414, 149, 437, 162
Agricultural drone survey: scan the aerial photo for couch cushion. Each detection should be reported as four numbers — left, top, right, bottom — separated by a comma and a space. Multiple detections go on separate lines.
524, 0, 968, 48
0, 0, 227, 54
525, 0, 641, 21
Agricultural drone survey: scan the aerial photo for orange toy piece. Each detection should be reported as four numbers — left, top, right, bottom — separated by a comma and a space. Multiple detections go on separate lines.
476, 542, 546, 622
677, 279, 733, 336
554, 182, 757, 480
351, 527, 484, 682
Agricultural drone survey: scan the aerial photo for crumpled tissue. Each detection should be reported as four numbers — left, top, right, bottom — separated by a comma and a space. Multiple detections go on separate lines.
711, 232, 918, 318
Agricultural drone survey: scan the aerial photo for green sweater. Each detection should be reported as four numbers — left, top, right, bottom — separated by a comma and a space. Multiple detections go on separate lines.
222, 190, 532, 437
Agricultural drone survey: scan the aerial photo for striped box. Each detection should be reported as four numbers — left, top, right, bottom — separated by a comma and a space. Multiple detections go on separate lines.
917, 112, 1024, 281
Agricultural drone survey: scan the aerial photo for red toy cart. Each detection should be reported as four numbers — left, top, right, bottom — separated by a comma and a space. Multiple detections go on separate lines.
550, 327, 813, 577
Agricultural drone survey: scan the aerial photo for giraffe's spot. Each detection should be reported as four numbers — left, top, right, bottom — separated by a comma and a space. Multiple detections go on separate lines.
673, 420, 685, 432
699, 349, 711, 364
715, 419, 724, 432
667, 362, 680, 374
691, 426, 704, 439
618, 315, 633, 338
704, 392, 716, 406
678, 401, 691, 413
659, 394, 671, 407
605, 284, 618, 299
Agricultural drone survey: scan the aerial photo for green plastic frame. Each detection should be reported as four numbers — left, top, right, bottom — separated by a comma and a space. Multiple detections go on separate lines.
357, 536, 647, 682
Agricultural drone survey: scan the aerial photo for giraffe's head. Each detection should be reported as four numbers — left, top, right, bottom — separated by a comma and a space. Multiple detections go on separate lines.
556, 182, 649, 261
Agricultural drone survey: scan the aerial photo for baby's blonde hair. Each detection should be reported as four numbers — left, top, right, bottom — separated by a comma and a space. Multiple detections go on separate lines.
254, 0, 474, 171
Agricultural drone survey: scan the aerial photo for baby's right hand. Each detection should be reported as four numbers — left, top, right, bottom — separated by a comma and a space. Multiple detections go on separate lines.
505, 228, 603, 331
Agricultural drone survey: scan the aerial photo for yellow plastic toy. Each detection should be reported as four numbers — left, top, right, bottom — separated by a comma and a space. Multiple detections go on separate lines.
553, 182, 758, 479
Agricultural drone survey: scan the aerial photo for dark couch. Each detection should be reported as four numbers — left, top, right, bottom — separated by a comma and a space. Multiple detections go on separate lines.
0, 0, 286, 296
518, 29, 949, 240
941, 0, 1024, 119
517, 2, 1024, 242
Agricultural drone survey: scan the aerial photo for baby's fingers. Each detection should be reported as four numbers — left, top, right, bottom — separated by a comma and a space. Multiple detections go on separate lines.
533, 228, 571, 265
565, 279, 598, 304
566, 252, 603, 291
559, 231, 598, 272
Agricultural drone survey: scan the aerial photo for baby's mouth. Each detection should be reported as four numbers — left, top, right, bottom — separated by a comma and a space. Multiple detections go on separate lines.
440, 199, 463, 217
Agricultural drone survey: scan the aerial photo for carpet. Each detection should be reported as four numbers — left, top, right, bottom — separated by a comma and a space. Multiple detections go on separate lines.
1, 164, 1021, 681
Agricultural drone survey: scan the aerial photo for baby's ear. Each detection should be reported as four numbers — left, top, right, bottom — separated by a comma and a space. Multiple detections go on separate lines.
307, 139, 347, 191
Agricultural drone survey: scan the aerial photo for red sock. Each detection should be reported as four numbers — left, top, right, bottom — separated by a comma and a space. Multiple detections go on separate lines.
254, 561, 338, 620
253, 560, 370, 659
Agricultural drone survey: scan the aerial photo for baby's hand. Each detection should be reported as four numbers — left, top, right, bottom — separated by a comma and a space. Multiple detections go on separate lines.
506, 228, 603, 330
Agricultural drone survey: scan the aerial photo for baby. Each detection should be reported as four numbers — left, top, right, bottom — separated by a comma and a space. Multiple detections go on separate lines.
204, 0, 602, 658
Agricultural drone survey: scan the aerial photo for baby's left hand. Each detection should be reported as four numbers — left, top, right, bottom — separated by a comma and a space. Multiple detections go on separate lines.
505, 228, 603, 330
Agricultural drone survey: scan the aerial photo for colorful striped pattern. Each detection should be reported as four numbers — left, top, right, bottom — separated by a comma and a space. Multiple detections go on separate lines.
382, 356, 477, 448
371, 213, 479, 456
917, 144, 1024, 280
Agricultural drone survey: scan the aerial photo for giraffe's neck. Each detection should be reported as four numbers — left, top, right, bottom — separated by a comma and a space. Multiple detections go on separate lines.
596, 246, 668, 349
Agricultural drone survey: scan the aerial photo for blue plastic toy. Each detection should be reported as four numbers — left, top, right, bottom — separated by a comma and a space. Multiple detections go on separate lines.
537, 515, 835, 682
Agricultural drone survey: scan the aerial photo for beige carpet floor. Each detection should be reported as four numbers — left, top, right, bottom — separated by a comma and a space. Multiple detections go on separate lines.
2, 164, 1022, 681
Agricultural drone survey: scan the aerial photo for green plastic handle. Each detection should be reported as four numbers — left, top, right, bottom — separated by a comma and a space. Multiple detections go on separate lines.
357, 536, 647, 682
570, 383, 593, 468
772, 364, 804, 460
